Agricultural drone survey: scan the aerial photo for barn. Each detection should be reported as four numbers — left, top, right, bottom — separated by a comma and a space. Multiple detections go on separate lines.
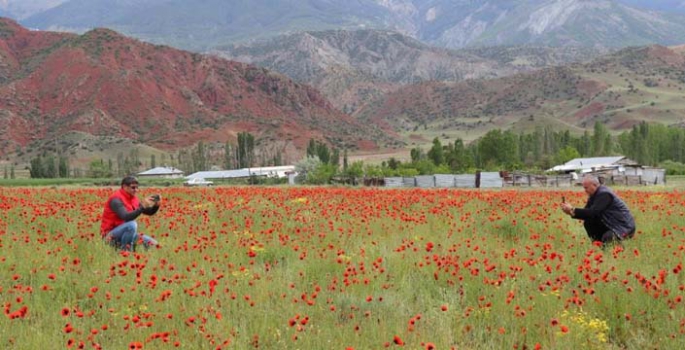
549, 156, 665, 185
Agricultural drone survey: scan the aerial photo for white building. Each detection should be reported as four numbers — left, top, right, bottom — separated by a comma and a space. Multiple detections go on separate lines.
186, 166, 296, 180
137, 166, 184, 178
549, 156, 665, 185
548, 156, 637, 173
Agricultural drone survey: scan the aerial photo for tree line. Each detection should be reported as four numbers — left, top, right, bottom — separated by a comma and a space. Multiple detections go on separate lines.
25, 132, 268, 178
398, 121, 685, 175
25, 122, 685, 179
296, 121, 685, 183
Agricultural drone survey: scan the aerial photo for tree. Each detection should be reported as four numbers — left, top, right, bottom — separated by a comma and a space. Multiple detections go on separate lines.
330, 148, 340, 168
129, 148, 140, 172
410, 147, 425, 163
150, 154, 156, 169
223, 142, 235, 169
192, 141, 209, 172
306, 139, 317, 158
592, 121, 608, 156
118, 149, 141, 176
364, 163, 383, 178
29, 156, 44, 178
603, 134, 614, 156
237, 132, 255, 168
44, 155, 57, 178
555, 146, 581, 165
177, 149, 193, 174
413, 158, 436, 175
295, 156, 334, 184
58, 156, 69, 178
427, 137, 444, 166
306, 139, 334, 165
477, 129, 519, 169
446, 138, 472, 172
344, 160, 364, 179
343, 148, 349, 172
318, 143, 330, 164
193, 141, 207, 172
89, 159, 113, 178
578, 130, 592, 157
386, 157, 401, 170
116, 152, 125, 177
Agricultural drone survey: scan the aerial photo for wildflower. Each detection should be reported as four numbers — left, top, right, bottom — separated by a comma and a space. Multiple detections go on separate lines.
393, 335, 404, 345
64, 323, 74, 334
129, 341, 143, 349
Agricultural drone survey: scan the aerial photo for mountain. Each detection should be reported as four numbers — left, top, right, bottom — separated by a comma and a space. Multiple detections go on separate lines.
17, 0, 685, 51
402, 0, 685, 48
0, 0, 66, 20
353, 44, 685, 145
21, 0, 393, 51
616, 0, 685, 13
215, 29, 607, 112
0, 18, 395, 162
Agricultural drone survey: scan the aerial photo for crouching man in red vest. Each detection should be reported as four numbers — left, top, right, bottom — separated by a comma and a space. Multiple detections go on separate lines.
101, 176, 161, 251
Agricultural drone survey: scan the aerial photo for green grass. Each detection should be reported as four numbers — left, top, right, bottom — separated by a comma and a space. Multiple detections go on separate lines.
0, 177, 184, 187
2, 187, 685, 349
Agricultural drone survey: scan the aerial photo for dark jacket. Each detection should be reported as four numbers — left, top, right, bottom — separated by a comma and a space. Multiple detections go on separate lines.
573, 185, 636, 240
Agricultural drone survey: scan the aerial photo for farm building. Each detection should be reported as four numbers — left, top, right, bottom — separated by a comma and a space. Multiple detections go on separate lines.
549, 156, 638, 173
137, 166, 184, 179
186, 166, 296, 180
548, 156, 665, 185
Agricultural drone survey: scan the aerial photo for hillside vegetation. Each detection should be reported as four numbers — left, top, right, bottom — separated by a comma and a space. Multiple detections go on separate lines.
217, 29, 607, 113
354, 45, 685, 148
0, 18, 396, 168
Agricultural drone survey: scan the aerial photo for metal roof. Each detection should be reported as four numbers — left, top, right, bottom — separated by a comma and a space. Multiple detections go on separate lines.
137, 166, 184, 176
186, 166, 296, 179
549, 156, 628, 172
186, 169, 253, 179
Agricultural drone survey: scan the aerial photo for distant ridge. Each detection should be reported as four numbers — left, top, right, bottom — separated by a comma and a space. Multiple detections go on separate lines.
17, 0, 685, 51
0, 18, 397, 160
353, 44, 685, 144
216, 29, 607, 112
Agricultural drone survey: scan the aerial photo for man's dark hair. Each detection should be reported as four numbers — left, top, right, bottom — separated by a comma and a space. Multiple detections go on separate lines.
121, 176, 139, 186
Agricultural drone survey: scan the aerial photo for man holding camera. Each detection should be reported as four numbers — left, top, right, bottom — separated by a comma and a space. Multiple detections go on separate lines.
561, 175, 636, 247
100, 175, 162, 251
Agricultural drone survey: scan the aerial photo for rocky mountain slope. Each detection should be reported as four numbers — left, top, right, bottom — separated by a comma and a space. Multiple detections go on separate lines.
353, 44, 685, 145
0, 0, 65, 20
618, 0, 685, 13
16, 0, 685, 51
0, 18, 394, 160
216, 29, 607, 112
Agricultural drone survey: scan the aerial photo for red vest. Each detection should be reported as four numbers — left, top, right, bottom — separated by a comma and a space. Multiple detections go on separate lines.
100, 188, 140, 236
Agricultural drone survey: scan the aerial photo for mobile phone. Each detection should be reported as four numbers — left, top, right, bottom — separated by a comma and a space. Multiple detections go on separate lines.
561, 196, 566, 203
151, 194, 161, 202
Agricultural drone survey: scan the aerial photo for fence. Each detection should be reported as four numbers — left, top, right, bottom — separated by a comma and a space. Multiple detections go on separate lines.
382, 172, 503, 189
377, 171, 668, 188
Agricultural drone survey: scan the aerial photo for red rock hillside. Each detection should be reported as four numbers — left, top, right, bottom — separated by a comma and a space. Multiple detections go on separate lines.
0, 18, 394, 157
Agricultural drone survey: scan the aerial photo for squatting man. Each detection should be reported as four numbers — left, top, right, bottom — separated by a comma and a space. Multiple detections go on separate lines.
100, 176, 162, 251
560, 175, 636, 247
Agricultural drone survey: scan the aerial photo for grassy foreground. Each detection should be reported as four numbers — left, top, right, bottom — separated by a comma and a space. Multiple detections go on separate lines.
1, 186, 685, 349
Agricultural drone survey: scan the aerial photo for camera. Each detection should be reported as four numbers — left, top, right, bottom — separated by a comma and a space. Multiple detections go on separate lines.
151, 194, 161, 202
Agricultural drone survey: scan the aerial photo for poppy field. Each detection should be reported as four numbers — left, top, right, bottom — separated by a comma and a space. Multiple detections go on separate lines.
1, 186, 685, 349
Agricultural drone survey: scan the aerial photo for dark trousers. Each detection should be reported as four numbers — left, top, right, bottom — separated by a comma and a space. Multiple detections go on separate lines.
594, 229, 635, 246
